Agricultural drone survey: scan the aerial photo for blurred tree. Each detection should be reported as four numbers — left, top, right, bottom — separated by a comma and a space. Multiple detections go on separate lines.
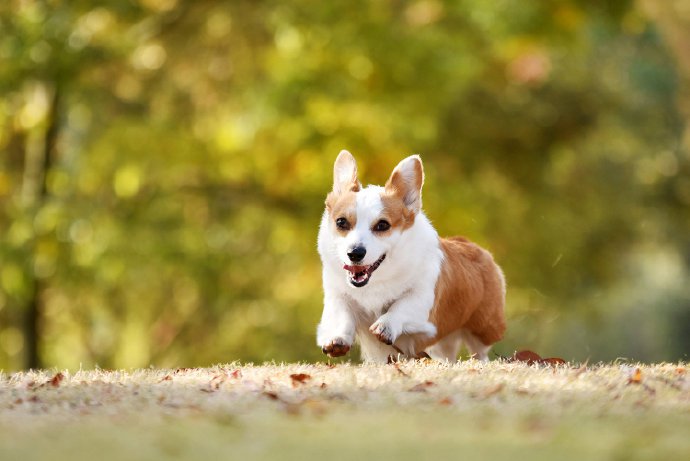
0, 0, 687, 370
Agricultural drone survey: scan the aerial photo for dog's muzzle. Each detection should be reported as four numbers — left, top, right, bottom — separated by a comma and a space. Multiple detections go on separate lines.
343, 254, 386, 287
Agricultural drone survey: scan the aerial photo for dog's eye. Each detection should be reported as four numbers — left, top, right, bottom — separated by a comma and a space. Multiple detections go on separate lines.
335, 217, 350, 230
373, 220, 391, 232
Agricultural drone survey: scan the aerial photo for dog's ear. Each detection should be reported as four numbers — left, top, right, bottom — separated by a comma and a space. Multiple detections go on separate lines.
332, 150, 361, 194
385, 155, 424, 213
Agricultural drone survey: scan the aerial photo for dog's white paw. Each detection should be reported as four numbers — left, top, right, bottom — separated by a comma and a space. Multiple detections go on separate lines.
320, 337, 351, 357
369, 316, 401, 345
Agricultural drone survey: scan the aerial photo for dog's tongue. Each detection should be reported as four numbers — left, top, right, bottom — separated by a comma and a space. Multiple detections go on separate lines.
343, 264, 367, 274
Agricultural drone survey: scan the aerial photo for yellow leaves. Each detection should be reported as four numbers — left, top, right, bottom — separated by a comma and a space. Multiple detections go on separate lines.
131, 43, 167, 71
0, 265, 27, 296
113, 165, 141, 198
138, 0, 178, 14
0, 327, 24, 356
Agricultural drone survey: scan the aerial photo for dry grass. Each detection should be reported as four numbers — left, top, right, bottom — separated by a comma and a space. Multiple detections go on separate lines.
0, 361, 688, 461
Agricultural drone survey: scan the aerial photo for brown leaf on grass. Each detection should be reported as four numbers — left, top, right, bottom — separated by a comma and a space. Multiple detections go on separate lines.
202, 371, 232, 392
651, 376, 682, 391
320, 382, 327, 389
49, 372, 64, 388
438, 397, 453, 406
408, 380, 435, 392
158, 375, 173, 383
508, 350, 567, 366
210, 375, 226, 389
541, 357, 567, 365
230, 369, 242, 379
675, 367, 686, 375
290, 373, 312, 386
628, 368, 643, 384
513, 350, 542, 364
479, 382, 505, 399
262, 391, 280, 401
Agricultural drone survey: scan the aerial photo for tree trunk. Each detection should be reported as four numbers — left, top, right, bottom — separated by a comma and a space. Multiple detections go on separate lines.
22, 84, 60, 370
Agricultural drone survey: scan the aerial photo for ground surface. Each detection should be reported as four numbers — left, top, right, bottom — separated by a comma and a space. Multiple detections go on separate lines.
0, 361, 688, 461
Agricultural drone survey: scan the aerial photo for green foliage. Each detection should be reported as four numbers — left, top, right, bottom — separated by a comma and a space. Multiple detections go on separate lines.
0, 0, 689, 369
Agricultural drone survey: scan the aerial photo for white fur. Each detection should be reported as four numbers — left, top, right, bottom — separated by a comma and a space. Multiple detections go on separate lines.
317, 182, 443, 362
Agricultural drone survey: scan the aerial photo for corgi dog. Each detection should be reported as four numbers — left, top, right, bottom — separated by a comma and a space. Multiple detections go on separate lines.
316, 150, 506, 363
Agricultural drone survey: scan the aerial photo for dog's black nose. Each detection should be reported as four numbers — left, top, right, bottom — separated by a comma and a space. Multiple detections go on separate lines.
347, 246, 366, 263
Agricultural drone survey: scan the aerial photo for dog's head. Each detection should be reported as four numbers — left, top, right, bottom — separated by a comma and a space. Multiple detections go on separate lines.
323, 150, 424, 287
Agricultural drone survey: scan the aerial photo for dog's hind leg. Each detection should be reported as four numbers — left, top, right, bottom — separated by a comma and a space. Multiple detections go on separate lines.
425, 330, 463, 362
357, 330, 397, 363
459, 329, 491, 362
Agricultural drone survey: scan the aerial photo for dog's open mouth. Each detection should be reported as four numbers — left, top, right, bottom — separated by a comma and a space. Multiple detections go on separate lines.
343, 254, 386, 287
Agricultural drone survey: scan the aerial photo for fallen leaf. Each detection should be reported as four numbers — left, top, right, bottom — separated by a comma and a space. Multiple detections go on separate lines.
480, 382, 505, 399
262, 391, 280, 401
290, 373, 312, 386
438, 397, 453, 406
49, 372, 64, 388
541, 357, 567, 366
230, 369, 242, 379
513, 350, 542, 364
408, 380, 435, 392
202, 372, 230, 392
303, 398, 328, 416
284, 402, 301, 416
628, 368, 643, 384
508, 350, 567, 366
158, 375, 172, 383
320, 382, 327, 389
675, 367, 686, 375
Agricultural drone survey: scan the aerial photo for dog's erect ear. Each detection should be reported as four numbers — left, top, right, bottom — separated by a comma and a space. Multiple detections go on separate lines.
385, 155, 424, 213
332, 150, 361, 194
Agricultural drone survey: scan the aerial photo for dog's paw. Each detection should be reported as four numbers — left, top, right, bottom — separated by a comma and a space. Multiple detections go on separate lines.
369, 318, 398, 345
321, 338, 351, 357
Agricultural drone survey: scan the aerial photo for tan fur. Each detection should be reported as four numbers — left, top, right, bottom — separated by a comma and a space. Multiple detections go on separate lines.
325, 190, 358, 233
379, 192, 415, 231
415, 236, 506, 352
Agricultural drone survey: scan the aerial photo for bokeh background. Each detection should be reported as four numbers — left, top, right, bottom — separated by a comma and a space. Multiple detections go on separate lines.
1, 0, 689, 371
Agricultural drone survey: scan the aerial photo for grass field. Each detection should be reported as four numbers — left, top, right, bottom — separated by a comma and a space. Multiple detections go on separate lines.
0, 360, 688, 461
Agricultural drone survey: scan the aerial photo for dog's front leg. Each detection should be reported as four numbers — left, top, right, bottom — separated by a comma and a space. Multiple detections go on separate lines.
317, 294, 356, 357
369, 291, 436, 348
